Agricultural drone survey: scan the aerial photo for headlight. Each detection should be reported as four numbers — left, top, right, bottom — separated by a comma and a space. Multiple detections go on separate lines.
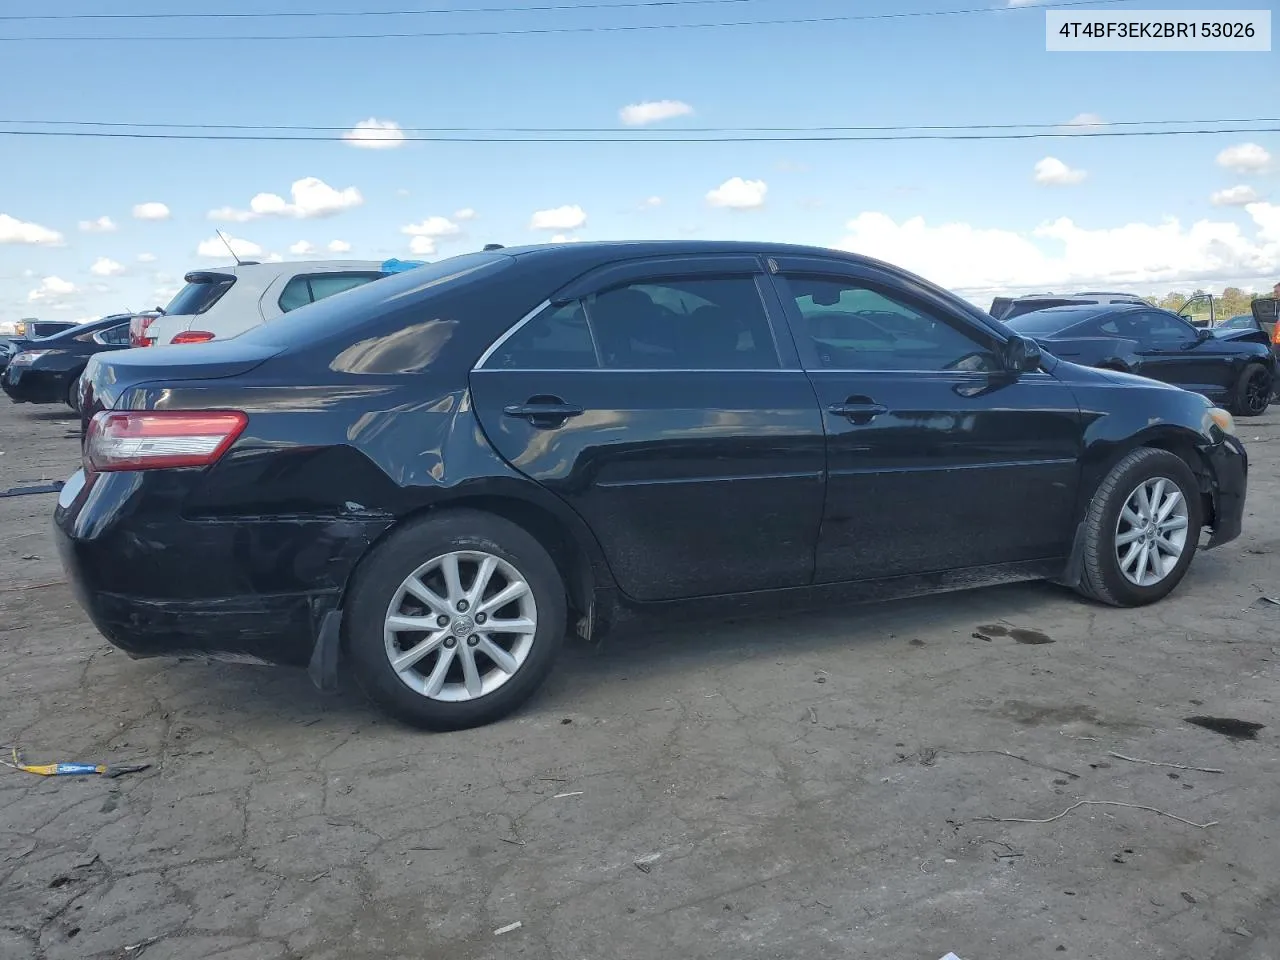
10, 350, 47, 367
1204, 407, 1236, 437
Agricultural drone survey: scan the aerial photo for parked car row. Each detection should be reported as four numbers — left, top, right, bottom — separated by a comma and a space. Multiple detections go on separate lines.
50, 241, 1250, 731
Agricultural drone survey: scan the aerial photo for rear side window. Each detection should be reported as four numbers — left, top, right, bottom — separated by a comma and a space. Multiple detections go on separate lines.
278, 272, 385, 314
93, 322, 132, 346
165, 277, 235, 316
489, 302, 598, 369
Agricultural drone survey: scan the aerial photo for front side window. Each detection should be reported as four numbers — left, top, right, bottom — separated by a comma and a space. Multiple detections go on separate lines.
782, 276, 1001, 372
586, 276, 778, 370
1136, 311, 1197, 344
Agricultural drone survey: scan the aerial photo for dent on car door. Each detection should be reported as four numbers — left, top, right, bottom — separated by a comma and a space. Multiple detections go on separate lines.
467, 257, 827, 602
766, 257, 1083, 582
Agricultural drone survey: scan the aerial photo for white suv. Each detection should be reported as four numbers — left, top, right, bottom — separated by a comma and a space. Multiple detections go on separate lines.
133, 259, 393, 347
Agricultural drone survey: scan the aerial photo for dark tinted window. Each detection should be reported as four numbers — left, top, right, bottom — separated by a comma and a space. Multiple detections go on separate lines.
586, 276, 778, 370
165, 277, 235, 316
489, 302, 597, 369
1002, 298, 1090, 320
1005, 310, 1096, 336
783, 276, 1000, 372
1135, 310, 1198, 343
278, 277, 313, 313
94, 322, 131, 346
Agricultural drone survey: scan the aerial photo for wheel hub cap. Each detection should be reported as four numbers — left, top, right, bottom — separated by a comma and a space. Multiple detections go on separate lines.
451, 615, 475, 636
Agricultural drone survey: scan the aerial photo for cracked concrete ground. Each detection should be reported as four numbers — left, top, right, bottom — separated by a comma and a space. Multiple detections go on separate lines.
1, 400, 1277, 960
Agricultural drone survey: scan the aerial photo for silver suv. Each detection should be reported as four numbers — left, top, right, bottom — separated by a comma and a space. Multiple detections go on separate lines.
134, 259, 392, 347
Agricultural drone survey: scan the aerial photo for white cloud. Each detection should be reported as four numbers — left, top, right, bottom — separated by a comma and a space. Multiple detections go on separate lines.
642, 196, 663, 208
90, 257, 125, 277
835, 203, 1280, 299
328, 240, 351, 253
401, 216, 461, 238
1033, 157, 1087, 185
0, 213, 64, 246
209, 177, 363, 222
396, 188, 411, 197
530, 204, 587, 230
1216, 143, 1272, 173
133, 201, 171, 221
619, 99, 694, 126
1063, 112, 1104, 131
706, 177, 768, 209
289, 240, 315, 255
409, 236, 437, 256
79, 215, 117, 233
454, 207, 476, 221
27, 276, 77, 302
265, 252, 284, 263
196, 234, 264, 260
1211, 185, 1261, 207
549, 234, 583, 244
342, 117, 406, 149
137, 252, 157, 263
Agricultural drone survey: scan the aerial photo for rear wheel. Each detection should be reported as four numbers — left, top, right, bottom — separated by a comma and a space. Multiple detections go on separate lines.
1230, 362, 1271, 417
344, 509, 566, 731
65, 374, 81, 412
1076, 448, 1202, 607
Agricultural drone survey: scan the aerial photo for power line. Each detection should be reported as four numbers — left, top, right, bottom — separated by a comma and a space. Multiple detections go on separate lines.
0, 0, 1144, 41
0, 126, 1272, 143
1, 0, 772, 21
4, 116, 1275, 134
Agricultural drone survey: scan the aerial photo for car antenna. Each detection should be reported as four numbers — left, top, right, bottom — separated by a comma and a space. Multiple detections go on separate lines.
216, 228, 249, 267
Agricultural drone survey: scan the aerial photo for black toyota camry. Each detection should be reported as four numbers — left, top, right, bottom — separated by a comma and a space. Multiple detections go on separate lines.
56, 242, 1248, 731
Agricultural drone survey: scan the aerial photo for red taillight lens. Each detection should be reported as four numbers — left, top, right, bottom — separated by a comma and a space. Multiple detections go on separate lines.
130, 313, 158, 347
171, 331, 215, 344
84, 410, 248, 472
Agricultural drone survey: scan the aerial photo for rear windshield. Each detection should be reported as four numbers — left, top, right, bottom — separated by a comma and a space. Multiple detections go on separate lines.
164, 277, 235, 316
239, 252, 513, 347
1004, 311, 1094, 336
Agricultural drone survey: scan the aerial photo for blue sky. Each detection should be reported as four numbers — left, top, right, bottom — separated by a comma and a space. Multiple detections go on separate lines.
1, 0, 1277, 320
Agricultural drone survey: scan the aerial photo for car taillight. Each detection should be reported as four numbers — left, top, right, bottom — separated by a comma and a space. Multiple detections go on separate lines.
84, 410, 247, 472
171, 331, 215, 344
130, 314, 157, 347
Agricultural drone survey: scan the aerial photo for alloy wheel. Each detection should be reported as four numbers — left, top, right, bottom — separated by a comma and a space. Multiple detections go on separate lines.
1114, 477, 1190, 587
383, 550, 537, 702
1244, 369, 1271, 415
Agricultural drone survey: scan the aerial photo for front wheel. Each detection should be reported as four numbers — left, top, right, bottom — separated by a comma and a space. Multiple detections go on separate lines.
66, 374, 81, 412
1230, 362, 1271, 417
1075, 448, 1202, 607
344, 509, 567, 731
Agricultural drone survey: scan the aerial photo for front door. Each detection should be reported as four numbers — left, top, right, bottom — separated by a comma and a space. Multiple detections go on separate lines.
469, 255, 827, 602
767, 256, 1084, 583
1126, 310, 1231, 398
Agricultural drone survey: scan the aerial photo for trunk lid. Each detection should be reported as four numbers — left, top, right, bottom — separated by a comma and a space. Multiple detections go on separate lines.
79, 337, 282, 434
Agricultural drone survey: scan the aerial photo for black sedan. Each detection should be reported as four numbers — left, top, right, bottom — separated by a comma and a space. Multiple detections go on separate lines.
56, 242, 1247, 731
2, 313, 134, 411
1005, 303, 1275, 416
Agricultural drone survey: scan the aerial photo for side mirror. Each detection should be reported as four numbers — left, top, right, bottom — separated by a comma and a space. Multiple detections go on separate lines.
1002, 334, 1042, 373
1196, 327, 1213, 341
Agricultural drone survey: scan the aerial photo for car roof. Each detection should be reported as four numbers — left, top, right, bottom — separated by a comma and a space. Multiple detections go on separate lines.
184, 259, 388, 279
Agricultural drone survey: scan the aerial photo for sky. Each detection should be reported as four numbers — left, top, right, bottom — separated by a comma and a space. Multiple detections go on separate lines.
0, 0, 1277, 321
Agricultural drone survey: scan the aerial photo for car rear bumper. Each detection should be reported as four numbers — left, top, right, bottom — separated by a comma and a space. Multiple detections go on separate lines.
53, 468, 393, 667
1204, 434, 1247, 548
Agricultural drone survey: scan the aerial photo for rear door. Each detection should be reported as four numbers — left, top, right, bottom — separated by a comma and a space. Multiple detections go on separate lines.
766, 255, 1082, 583
468, 254, 827, 602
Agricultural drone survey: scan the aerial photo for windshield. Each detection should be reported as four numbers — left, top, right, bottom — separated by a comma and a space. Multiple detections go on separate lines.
1004, 311, 1092, 336
164, 277, 235, 316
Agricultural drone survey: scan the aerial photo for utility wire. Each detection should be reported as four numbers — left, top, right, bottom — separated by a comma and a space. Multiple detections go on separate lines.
4, 116, 1275, 134
2, 0, 776, 21
0, 126, 1272, 142
0, 0, 1145, 41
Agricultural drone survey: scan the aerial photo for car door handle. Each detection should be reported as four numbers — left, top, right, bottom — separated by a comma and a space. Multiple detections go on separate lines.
827, 399, 887, 423
503, 398, 584, 427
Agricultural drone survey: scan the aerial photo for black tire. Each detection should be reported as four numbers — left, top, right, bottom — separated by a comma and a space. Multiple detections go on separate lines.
343, 509, 567, 731
1075, 447, 1202, 607
65, 374, 81, 412
1230, 362, 1271, 417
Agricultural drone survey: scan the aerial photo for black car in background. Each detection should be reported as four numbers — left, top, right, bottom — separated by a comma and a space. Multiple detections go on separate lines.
57, 242, 1247, 731
1006, 303, 1275, 416
1, 313, 133, 411
989, 291, 1148, 322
